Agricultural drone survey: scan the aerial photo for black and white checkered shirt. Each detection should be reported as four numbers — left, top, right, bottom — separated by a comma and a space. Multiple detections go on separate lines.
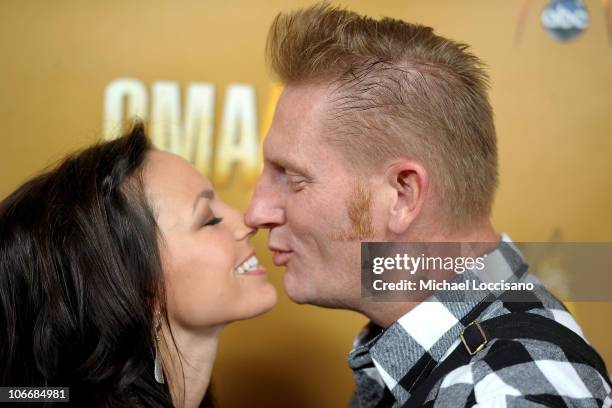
349, 236, 612, 407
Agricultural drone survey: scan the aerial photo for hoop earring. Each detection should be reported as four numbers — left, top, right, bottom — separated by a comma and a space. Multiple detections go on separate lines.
154, 314, 165, 384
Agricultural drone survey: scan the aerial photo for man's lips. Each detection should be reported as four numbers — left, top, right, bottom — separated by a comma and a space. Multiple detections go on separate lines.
271, 249, 293, 266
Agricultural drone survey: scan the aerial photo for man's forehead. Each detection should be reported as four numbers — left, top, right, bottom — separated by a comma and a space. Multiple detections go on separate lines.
280, 81, 331, 107
263, 84, 334, 168
262, 133, 310, 174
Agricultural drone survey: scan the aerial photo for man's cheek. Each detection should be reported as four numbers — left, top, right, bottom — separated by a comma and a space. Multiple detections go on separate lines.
287, 195, 328, 228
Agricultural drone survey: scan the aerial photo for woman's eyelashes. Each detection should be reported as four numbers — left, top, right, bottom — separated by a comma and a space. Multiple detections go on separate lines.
203, 216, 223, 227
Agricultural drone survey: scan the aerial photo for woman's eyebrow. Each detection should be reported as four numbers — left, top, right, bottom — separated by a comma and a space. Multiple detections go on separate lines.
192, 189, 214, 214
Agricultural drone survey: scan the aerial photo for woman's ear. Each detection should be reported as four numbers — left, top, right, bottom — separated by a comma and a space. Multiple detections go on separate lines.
386, 161, 428, 235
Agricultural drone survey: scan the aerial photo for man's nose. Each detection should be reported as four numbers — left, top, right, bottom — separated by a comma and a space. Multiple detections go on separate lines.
245, 182, 285, 229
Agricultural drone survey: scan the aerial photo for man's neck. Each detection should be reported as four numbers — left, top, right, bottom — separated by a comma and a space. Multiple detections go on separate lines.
360, 220, 499, 328
415, 217, 499, 243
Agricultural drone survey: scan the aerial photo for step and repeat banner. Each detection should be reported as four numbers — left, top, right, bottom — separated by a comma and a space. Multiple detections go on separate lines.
1, 1, 611, 406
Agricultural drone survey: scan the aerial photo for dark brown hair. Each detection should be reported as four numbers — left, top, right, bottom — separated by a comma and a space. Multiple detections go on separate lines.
0, 124, 174, 406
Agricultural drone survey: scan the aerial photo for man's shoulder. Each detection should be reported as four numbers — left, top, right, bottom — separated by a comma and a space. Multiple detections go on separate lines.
430, 310, 612, 407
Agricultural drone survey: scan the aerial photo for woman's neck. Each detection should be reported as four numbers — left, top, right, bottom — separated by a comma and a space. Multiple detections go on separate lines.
160, 323, 223, 408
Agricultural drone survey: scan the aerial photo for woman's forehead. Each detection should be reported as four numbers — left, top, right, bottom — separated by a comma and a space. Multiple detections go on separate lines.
144, 150, 212, 205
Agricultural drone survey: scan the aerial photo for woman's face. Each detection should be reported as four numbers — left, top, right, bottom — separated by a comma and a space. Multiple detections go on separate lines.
143, 150, 277, 329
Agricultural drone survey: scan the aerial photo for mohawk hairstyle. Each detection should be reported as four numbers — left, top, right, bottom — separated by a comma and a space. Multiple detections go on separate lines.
266, 3, 498, 229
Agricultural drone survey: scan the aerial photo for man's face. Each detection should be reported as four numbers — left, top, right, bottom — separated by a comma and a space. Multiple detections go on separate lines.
246, 83, 378, 308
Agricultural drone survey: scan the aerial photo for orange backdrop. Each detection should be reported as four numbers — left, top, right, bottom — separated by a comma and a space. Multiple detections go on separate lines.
1, 1, 611, 407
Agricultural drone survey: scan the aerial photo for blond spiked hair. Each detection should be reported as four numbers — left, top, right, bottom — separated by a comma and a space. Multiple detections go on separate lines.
266, 3, 498, 229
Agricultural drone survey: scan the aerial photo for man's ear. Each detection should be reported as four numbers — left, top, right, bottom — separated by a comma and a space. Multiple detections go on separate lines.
386, 161, 428, 235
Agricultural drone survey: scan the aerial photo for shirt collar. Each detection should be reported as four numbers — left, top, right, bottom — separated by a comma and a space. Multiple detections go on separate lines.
349, 234, 528, 403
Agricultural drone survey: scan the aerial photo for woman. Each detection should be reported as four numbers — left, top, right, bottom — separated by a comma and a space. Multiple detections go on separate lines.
0, 123, 277, 407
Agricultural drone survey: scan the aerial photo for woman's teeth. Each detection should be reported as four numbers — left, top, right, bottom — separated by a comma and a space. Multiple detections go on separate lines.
236, 255, 259, 275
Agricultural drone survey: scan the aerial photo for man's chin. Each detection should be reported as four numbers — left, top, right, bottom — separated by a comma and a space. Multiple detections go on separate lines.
282, 273, 351, 309
282, 271, 326, 305
282, 272, 310, 304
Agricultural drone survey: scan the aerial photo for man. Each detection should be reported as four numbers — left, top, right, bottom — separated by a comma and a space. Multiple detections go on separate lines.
246, 4, 611, 407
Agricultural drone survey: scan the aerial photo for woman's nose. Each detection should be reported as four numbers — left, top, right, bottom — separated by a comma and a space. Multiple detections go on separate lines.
227, 205, 256, 241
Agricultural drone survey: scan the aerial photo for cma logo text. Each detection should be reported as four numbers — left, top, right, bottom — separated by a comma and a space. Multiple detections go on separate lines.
103, 78, 273, 186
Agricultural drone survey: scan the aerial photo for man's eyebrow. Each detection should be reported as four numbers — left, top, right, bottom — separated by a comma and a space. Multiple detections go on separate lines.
268, 156, 309, 176
192, 189, 214, 213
